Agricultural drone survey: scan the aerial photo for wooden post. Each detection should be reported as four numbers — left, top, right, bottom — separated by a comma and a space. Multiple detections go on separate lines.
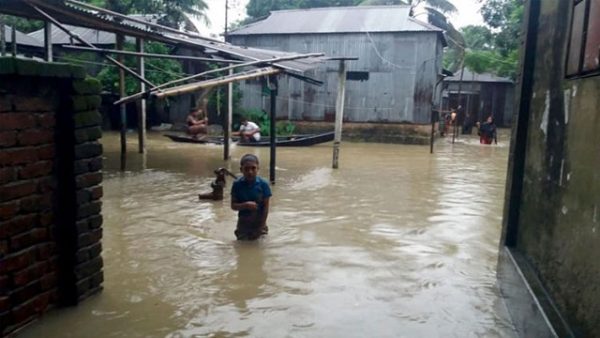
44, 22, 53, 62
136, 38, 146, 154
11, 26, 16, 57
1, 16, 6, 56
269, 75, 277, 184
224, 66, 233, 160
116, 34, 127, 170
332, 60, 347, 169
453, 63, 465, 144
430, 110, 436, 154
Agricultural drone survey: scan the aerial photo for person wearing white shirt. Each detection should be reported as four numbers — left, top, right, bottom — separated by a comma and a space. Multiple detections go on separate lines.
234, 117, 261, 142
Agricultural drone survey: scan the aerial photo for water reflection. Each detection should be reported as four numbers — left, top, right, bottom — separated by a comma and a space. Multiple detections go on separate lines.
18, 131, 516, 338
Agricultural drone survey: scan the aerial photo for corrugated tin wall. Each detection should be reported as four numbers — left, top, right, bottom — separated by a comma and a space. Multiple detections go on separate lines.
229, 32, 442, 124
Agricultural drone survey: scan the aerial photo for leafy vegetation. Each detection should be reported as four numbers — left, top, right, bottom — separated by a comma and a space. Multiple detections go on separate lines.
445, 0, 523, 79
237, 108, 296, 136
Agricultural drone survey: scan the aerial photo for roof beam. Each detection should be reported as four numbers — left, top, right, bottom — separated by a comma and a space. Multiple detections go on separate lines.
61, 45, 243, 63
114, 52, 325, 105
154, 67, 282, 99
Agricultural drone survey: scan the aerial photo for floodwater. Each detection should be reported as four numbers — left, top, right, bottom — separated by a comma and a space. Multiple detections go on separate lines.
19, 131, 516, 338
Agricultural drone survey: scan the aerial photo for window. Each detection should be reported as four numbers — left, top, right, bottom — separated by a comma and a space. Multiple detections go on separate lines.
346, 71, 369, 82
567, 0, 600, 77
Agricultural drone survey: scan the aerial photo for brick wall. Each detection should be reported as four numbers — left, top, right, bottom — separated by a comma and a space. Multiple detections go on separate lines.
0, 58, 104, 335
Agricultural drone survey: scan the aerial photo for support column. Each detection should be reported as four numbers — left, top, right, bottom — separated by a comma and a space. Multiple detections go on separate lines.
116, 34, 127, 170
136, 38, 146, 154
332, 60, 347, 169
44, 21, 53, 62
11, 26, 16, 57
269, 76, 277, 184
1, 15, 6, 56
453, 63, 465, 144
224, 66, 233, 160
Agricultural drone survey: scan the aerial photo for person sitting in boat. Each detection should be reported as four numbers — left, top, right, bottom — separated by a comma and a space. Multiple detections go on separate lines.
186, 108, 208, 139
233, 116, 261, 143
477, 115, 497, 145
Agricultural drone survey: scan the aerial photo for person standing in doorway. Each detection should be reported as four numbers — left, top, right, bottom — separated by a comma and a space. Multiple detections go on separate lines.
230, 154, 272, 240
477, 115, 497, 145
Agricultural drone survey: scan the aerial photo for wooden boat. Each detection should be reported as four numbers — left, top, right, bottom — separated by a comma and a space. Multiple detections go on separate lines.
237, 132, 335, 147
164, 131, 334, 147
163, 134, 224, 144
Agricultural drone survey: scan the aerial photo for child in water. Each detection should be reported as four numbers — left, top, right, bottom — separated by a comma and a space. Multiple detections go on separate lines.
230, 154, 272, 240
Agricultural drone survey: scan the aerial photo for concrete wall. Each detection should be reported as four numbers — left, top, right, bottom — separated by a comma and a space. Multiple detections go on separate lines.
229, 32, 443, 124
499, 1, 600, 337
0, 58, 104, 336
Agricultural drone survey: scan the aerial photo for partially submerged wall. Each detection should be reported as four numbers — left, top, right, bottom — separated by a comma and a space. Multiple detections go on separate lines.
0, 58, 104, 335
293, 121, 432, 145
499, 1, 600, 337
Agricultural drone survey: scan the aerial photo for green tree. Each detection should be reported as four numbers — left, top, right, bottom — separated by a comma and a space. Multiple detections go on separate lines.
456, 0, 523, 79
98, 0, 208, 27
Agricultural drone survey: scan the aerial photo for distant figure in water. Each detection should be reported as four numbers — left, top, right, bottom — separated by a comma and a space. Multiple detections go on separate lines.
199, 168, 237, 201
186, 108, 207, 139
230, 154, 272, 240
477, 115, 497, 145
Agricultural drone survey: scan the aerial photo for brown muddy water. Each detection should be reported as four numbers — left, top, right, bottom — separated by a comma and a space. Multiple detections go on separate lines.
19, 131, 516, 338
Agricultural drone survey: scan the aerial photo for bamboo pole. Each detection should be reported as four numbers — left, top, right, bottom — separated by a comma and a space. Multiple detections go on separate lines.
453, 62, 465, 144
61, 45, 242, 63
115, 53, 323, 106
136, 38, 146, 154
225, 66, 233, 160
332, 60, 347, 169
117, 34, 127, 170
269, 75, 277, 184
154, 67, 281, 99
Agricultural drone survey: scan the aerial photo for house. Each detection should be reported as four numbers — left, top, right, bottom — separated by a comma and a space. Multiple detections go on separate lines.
442, 68, 514, 127
228, 6, 447, 125
498, 1, 600, 337
1, 24, 44, 56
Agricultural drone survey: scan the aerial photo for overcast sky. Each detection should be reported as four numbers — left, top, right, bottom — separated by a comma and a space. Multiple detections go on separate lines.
194, 0, 485, 39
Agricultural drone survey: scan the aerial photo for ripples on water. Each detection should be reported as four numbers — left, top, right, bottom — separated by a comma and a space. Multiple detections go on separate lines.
19, 132, 516, 338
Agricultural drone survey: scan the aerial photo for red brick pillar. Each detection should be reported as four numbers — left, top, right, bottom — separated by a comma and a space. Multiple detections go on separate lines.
0, 58, 104, 335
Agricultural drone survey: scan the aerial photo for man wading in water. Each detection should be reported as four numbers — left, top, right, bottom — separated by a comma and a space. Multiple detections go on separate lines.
230, 154, 272, 240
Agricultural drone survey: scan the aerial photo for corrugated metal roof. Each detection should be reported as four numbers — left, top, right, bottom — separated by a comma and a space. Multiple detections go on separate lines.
28, 25, 116, 45
229, 6, 443, 35
27, 14, 164, 45
1, 0, 327, 75
2, 25, 44, 47
446, 68, 513, 83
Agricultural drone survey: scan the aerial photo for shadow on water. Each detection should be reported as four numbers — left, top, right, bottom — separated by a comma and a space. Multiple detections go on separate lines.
19, 130, 517, 338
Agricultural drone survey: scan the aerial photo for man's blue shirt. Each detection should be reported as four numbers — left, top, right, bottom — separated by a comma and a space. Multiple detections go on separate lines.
231, 176, 272, 217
